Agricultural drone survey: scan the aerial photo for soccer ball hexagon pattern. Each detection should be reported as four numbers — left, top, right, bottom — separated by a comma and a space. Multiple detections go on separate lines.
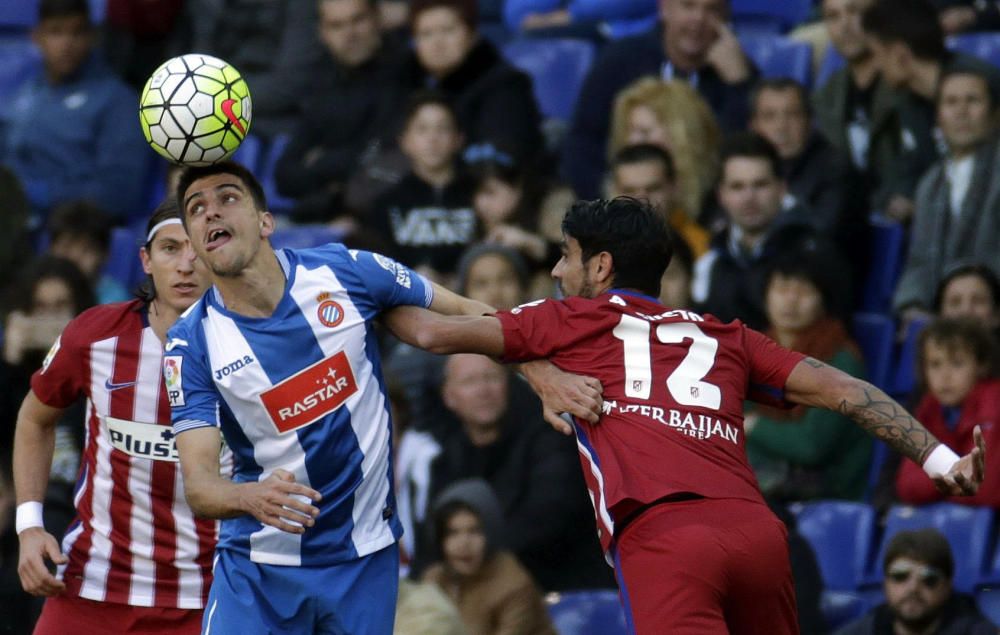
140, 54, 252, 166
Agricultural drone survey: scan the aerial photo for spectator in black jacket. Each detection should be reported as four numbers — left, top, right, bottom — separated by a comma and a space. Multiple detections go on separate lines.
275, 0, 410, 224
561, 0, 759, 199
421, 354, 612, 591
749, 78, 859, 247
692, 134, 847, 329
371, 92, 478, 282
406, 0, 544, 166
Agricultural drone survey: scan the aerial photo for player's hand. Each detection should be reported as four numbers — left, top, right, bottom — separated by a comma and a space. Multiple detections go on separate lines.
240, 469, 322, 534
17, 528, 67, 596
932, 426, 986, 496
520, 360, 603, 434
705, 18, 751, 84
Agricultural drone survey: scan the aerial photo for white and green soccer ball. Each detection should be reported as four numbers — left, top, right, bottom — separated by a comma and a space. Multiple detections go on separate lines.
139, 54, 252, 166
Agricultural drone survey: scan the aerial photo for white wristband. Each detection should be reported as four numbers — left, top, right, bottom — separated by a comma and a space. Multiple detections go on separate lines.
15, 501, 44, 535
923, 444, 961, 477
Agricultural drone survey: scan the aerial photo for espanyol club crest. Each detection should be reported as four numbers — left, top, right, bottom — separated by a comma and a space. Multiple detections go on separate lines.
317, 299, 345, 328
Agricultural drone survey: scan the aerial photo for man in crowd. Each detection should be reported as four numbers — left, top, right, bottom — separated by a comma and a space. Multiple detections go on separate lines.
0, 0, 149, 225
836, 529, 996, 635
893, 68, 1000, 320
274, 0, 410, 223
861, 0, 1000, 221
562, 0, 758, 198
750, 78, 856, 244
691, 133, 841, 329
425, 354, 611, 590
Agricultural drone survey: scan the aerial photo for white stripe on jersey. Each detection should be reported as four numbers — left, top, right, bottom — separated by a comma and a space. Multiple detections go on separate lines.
79, 334, 117, 602
290, 264, 395, 556
128, 328, 164, 605
576, 439, 615, 545
201, 306, 308, 566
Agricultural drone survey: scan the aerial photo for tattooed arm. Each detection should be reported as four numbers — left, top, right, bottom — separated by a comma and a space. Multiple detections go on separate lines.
782, 357, 986, 496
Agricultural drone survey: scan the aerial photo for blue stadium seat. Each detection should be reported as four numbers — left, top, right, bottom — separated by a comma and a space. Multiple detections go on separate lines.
948, 32, 1000, 68
258, 134, 297, 216
739, 36, 812, 86
547, 590, 629, 635
864, 441, 891, 503
816, 46, 846, 87
502, 38, 596, 121
732, 0, 813, 33
861, 216, 906, 313
888, 317, 929, 398
230, 133, 265, 174
862, 504, 995, 593
791, 501, 876, 591
0, 37, 40, 108
976, 588, 1000, 625
0, 1, 38, 31
851, 312, 895, 389
821, 591, 872, 631
269, 225, 344, 251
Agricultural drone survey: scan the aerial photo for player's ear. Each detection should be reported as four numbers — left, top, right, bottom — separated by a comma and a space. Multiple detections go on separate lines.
140, 246, 153, 275
259, 211, 276, 238
594, 251, 615, 284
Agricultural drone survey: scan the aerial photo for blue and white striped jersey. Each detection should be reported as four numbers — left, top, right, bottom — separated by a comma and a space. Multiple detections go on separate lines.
166, 244, 433, 566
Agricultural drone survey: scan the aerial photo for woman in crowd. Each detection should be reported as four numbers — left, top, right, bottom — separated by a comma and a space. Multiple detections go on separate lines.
422, 479, 556, 635
608, 78, 721, 221
744, 251, 872, 501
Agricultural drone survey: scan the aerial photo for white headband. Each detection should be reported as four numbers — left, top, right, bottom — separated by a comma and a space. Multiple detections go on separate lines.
146, 218, 183, 244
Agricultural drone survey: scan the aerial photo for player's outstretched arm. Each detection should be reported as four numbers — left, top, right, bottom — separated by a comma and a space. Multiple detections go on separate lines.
175, 427, 322, 534
13, 392, 68, 597
783, 357, 986, 496
383, 306, 603, 433
427, 281, 496, 317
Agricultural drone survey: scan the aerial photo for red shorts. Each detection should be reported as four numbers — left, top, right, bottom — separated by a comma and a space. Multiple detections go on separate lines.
34, 594, 203, 635
613, 497, 798, 635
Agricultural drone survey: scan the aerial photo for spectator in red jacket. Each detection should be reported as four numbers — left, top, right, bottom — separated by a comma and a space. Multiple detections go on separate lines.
895, 318, 1000, 507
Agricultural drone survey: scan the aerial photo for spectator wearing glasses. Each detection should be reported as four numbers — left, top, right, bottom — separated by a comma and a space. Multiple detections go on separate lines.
835, 528, 996, 634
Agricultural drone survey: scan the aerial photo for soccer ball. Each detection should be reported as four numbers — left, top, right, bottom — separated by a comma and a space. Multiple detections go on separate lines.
139, 54, 252, 166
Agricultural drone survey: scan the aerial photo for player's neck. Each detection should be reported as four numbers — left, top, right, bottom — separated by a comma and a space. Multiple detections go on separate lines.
214, 249, 287, 318
147, 300, 181, 344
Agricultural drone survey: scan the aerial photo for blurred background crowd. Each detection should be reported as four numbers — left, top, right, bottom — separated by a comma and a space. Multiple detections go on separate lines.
2, 0, 1000, 633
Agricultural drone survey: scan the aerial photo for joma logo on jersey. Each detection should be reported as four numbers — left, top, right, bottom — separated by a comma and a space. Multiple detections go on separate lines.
259, 351, 358, 433
214, 355, 256, 381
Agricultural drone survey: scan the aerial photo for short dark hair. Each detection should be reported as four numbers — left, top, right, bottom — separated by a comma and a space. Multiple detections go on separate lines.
766, 241, 852, 321
917, 318, 996, 389
400, 90, 460, 135
937, 67, 998, 110
39, 0, 91, 22
862, 0, 945, 62
561, 197, 673, 298
883, 528, 954, 581
174, 160, 267, 225
47, 201, 112, 254
610, 144, 677, 182
933, 263, 1000, 313
720, 133, 783, 181
135, 198, 184, 304
750, 78, 812, 119
409, 0, 478, 30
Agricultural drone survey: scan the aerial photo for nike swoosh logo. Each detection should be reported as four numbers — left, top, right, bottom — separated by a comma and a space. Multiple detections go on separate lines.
105, 379, 137, 392
220, 99, 246, 137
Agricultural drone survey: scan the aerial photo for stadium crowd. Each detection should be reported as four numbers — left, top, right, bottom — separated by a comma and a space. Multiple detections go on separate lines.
1, 0, 1000, 633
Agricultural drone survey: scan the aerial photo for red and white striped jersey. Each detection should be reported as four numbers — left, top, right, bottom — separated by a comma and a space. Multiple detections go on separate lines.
31, 300, 217, 609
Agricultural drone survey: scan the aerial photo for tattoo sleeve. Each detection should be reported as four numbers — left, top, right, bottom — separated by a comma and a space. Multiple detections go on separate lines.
836, 382, 938, 464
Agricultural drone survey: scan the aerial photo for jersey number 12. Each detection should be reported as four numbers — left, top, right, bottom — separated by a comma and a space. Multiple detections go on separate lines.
612, 315, 722, 409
